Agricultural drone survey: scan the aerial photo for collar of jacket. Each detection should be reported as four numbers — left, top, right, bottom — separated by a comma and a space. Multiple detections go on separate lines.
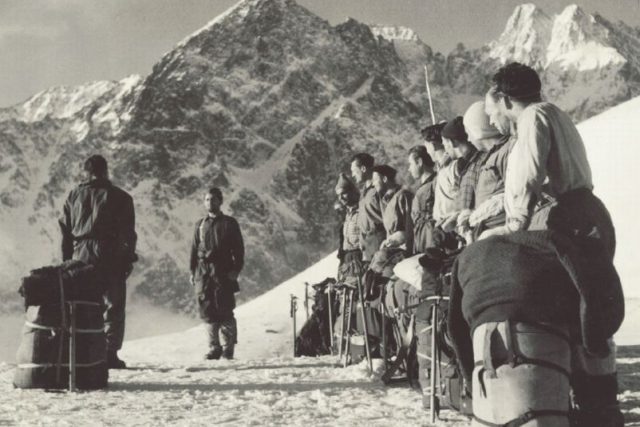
420, 171, 436, 186
205, 211, 225, 220
81, 178, 111, 188
436, 153, 452, 171
382, 185, 400, 203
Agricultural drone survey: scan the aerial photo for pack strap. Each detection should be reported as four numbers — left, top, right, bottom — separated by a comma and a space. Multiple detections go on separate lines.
17, 359, 106, 369
56, 269, 67, 385
24, 321, 103, 334
504, 320, 570, 378
473, 410, 568, 427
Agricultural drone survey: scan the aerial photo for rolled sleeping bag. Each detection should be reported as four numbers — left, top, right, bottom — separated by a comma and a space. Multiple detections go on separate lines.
13, 302, 108, 390
471, 320, 571, 427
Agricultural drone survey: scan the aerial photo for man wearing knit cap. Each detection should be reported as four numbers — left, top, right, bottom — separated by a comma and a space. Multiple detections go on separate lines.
335, 173, 362, 285
350, 153, 385, 263
457, 100, 514, 241
485, 62, 622, 427
440, 116, 488, 241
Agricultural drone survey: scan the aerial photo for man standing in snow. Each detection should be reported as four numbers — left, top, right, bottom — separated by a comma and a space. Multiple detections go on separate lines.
350, 153, 385, 264
190, 187, 244, 360
59, 154, 137, 369
484, 62, 622, 427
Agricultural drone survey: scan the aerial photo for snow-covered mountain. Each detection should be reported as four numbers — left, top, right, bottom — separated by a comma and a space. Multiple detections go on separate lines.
447, 3, 640, 120
1, 0, 639, 314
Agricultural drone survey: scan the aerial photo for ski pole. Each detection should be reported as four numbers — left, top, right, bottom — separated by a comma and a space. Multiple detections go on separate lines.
430, 301, 438, 423
327, 282, 334, 355
343, 289, 354, 368
381, 286, 388, 372
338, 287, 347, 360
304, 282, 309, 320
355, 271, 373, 373
68, 301, 77, 392
290, 295, 298, 357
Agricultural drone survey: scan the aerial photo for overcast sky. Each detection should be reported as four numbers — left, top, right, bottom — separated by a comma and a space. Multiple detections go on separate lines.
0, 0, 638, 107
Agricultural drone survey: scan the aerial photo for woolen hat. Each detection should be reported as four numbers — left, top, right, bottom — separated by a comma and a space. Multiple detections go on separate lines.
421, 122, 446, 143
441, 116, 468, 142
463, 101, 501, 142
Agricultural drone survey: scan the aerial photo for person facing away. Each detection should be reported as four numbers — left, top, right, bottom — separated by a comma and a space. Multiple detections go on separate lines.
190, 187, 244, 360
407, 145, 437, 254
480, 62, 622, 427
59, 154, 137, 369
350, 153, 385, 263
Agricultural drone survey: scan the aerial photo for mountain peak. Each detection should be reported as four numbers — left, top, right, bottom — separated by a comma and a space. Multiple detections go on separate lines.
546, 3, 625, 70
175, 0, 305, 50
370, 25, 420, 43
488, 3, 552, 66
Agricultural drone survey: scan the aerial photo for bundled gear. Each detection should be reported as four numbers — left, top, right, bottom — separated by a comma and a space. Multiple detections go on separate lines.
449, 230, 624, 427
295, 278, 338, 357
14, 261, 107, 390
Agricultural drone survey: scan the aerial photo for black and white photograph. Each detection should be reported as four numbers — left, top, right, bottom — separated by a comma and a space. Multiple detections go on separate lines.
0, 0, 639, 425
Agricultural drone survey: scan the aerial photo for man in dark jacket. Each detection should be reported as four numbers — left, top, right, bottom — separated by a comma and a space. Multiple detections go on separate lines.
59, 154, 137, 369
190, 187, 244, 360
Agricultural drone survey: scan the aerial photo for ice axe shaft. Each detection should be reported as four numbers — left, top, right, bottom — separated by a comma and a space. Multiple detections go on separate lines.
424, 65, 436, 125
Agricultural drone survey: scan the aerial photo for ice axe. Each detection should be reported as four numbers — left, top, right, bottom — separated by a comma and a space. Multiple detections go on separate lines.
424, 64, 436, 125
355, 266, 373, 374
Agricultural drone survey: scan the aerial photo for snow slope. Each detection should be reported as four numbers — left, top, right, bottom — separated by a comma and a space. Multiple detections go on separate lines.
578, 95, 640, 299
121, 252, 340, 363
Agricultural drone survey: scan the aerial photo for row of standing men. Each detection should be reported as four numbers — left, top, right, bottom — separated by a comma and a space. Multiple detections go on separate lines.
333, 62, 623, 427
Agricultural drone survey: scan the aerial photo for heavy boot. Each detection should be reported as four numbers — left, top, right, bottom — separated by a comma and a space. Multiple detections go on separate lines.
222, 345, 234, 360
570, 372, 624, 427
107, 351, 127, 369
204, 346, 222, 360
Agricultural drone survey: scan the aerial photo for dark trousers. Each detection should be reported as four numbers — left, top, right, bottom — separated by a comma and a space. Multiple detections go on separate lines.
205, 317, 237, 358
103, 273, 126, 353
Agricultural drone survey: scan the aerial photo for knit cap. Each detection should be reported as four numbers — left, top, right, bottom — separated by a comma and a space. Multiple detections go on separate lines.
463, 101, 501, 142
441, 116, 468, 142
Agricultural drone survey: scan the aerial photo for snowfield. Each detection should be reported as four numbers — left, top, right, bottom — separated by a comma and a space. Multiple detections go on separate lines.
1, 250, 639, 425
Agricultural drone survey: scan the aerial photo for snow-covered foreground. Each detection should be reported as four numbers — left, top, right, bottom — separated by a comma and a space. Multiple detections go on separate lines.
0, 357, 472, 426
2, 249, 640, 425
